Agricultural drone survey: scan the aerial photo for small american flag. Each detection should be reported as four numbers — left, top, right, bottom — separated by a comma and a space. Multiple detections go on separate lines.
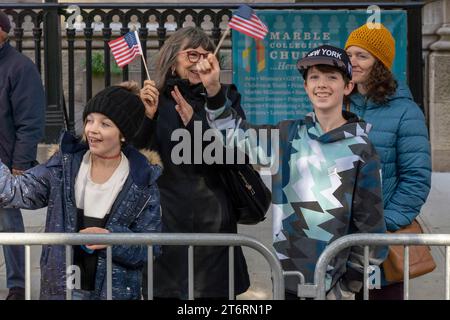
108, 31, 143, 68
228, 5, 268, 40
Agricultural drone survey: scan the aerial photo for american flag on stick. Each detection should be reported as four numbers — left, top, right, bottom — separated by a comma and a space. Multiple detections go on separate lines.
228, 5, 268, 40
108, 31, 143, 68
214, 5, 268, 55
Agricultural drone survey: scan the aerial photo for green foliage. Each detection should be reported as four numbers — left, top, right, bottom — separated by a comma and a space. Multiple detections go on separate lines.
83, 52, 122, 75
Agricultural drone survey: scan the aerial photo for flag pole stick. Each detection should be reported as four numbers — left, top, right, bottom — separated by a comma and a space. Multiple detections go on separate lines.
141, 55, 151, 80
134, 30, 151, 80
213, 26, 230, 56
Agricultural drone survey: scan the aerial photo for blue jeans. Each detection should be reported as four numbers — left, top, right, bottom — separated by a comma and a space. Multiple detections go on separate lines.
0, 208, 25, 289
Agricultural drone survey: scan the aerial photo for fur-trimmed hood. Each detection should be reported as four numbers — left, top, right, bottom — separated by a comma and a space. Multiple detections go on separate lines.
46, 131, 162, 187
47, 144, 162, 167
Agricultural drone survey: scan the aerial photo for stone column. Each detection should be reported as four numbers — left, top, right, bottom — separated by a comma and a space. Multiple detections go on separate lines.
423, 0, 443, 125
428, 0, 450, 171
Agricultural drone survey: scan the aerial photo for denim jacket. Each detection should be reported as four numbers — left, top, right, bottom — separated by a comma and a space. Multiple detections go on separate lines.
0, 131, 162, 299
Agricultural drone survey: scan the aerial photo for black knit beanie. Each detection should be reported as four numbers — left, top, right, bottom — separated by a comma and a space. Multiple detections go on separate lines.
82, 86, 145, 142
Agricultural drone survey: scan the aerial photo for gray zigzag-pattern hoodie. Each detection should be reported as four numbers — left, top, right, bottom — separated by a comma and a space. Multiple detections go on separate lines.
205, 92, 387, 295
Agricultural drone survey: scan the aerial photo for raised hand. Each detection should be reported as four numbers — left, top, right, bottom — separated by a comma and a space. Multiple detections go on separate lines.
171, 85, 194, 126
196, 53, 221, 97
140, 80, 159, 119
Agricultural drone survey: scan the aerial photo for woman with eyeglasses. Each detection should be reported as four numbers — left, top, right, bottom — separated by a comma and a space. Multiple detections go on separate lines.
133, 26, 250, 299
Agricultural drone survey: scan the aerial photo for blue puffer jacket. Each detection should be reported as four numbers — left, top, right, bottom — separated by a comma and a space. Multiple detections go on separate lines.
0, 132, 162, 300
348, 83, 431, 232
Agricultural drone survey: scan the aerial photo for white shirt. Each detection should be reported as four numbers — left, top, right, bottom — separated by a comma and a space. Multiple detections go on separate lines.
75, 151, 129, 219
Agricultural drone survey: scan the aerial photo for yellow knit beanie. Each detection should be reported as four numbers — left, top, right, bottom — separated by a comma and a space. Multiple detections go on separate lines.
345, 23, 395, 70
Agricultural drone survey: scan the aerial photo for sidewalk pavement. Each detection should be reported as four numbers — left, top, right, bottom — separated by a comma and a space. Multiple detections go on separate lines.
1, 172, 449, 300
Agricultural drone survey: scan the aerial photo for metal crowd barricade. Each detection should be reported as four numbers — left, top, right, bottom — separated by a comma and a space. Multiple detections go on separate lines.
0, 233, 284, 300
307, 233, 450, 300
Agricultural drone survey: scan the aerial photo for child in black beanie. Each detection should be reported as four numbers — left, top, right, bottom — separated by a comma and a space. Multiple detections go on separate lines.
0, 83, 162, 300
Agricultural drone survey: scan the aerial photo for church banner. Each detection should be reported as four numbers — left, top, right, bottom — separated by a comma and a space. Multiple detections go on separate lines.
232, 10, 407, 124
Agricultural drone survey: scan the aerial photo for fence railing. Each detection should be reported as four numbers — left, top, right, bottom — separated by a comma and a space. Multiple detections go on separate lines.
0, 2, 425, 143
2, 232, 449, 300
310, 233, 450, 300
0, 232, 284, 300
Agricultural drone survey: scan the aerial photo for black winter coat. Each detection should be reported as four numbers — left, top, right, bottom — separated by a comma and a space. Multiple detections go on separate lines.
0, 42, 45, 170
133, 77, 250, 298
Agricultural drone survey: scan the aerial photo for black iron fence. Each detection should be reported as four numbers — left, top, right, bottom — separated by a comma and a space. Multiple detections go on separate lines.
0, 2, 424, 143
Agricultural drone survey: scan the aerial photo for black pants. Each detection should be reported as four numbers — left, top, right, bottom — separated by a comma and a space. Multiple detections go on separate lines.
142, 266, 234, 300
355, 282, 404, 300
284, 291, 301, 300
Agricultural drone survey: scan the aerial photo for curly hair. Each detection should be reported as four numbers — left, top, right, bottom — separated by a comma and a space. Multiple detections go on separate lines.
362, 59, 397, 104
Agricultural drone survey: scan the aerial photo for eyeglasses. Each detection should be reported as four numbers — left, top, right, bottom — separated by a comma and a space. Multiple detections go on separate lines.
179, 50, 210, 63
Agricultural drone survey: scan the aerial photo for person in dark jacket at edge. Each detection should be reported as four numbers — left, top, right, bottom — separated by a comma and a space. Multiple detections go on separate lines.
0, 10, 45, 300
134, 26, 250, 299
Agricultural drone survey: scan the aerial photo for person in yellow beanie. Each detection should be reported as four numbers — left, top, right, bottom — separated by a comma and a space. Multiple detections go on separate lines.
345, 23, 431, 300
346, 23, 395, 71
